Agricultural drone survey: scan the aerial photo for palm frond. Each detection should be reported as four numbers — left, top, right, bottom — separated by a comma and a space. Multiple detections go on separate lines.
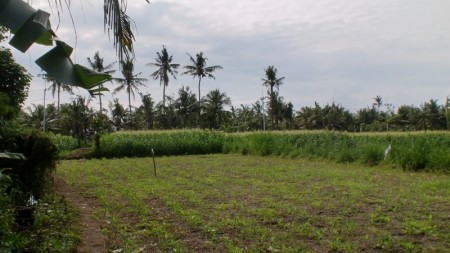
104, 0, 139, 62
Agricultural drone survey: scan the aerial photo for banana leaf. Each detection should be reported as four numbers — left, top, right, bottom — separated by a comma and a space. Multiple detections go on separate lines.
36, 40, 111, 90
0, 0, 53, 52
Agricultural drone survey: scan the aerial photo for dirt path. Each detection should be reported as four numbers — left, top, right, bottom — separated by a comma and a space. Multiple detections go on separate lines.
54, 176, 108, 253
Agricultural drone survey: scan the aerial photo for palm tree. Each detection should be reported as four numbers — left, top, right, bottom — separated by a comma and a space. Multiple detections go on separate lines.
262, 66, 285, 97
261, 66, 285, 128
373, 95, 383, 112
182, 52, 223, 119
113, 58, 148, 116
175, 86, 198, 128
39, 73, 74, 113
147, 46, 180, 108
87, 51, 116, 114
203, 89, 231, 129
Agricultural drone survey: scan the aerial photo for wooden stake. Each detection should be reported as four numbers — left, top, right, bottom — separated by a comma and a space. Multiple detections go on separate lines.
151, 148, 156, 176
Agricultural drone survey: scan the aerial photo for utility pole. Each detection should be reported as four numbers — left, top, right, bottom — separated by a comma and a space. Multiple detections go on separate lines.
43, 86, 47, 132
261, 94, 266, 131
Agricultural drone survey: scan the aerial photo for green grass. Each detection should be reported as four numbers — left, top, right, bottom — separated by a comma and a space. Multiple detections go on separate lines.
57, 154, 450, 252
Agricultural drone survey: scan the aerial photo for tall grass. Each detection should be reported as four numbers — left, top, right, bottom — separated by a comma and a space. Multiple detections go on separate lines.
95, 130, 224, 158
48, 133, 79, 151
93, 130, 450, 172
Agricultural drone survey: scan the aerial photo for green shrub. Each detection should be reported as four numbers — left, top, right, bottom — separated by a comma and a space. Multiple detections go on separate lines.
0, 169, 28, 252
49, 134, 79, 151
3, 130, 59, 197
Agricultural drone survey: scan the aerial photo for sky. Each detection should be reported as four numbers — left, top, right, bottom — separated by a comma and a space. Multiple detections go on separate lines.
6, 0, 450, 113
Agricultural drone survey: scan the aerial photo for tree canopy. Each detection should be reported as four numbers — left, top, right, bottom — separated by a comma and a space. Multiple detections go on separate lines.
0, 47, 31, 119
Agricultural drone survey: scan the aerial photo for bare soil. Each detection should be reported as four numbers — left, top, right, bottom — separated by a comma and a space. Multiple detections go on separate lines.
54, 176, 108, 253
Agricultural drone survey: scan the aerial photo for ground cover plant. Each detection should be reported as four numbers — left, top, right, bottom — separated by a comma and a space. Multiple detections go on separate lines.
57, 154, 450, 252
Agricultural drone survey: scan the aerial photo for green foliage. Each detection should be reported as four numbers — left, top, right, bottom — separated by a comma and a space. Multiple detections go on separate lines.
0, 169, 28, 252
0, 47, 31, 119
48, 133, 79, 151
22, 194, 80, 252
4, 130, 58, 197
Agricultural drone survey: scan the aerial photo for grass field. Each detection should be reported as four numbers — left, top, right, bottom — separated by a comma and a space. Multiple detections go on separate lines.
57, 154, 450, 252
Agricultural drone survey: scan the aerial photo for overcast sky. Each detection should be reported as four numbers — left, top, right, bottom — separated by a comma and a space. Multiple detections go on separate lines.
8, 0, 450, 113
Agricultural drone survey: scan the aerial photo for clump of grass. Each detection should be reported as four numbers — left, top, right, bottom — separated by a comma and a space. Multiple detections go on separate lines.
48, 133, 79, 151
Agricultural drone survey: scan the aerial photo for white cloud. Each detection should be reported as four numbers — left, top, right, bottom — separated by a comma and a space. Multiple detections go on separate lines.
6, 0, 450, 114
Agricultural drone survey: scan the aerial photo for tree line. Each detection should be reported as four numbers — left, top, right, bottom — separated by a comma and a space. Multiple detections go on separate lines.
6, 46, 450, 141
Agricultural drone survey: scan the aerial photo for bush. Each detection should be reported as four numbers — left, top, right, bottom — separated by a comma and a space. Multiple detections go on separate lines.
2, 130, 58, 197
0, 169, 27, 252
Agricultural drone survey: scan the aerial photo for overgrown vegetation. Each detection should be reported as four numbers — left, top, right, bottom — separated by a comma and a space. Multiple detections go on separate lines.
57, 154, 450, 252
88, 130, 450, 172
0, 41, 77, 252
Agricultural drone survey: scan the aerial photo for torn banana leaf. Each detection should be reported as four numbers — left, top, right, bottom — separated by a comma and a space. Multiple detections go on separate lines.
36, 40, 111, 91
0, 0, 53, 52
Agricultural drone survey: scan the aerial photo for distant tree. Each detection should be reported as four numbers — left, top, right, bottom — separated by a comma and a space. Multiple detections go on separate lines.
87, 51, 116, 114
0, 47, 31, 119
202, 89, 231, 129
262, 66, 285, 128
38, 73, 74, 113
182, 52, 222, 120
394, 105, 418, 131
373, 95, 383, 112
420, 99, 445, 131
356, 107, 378, 131
175, 86, 198, 128
59, 96, 94, 144
136, 92, 155, 129
114, 58, 148, 116
109, 98, 127, 130
148, 46, 180, 108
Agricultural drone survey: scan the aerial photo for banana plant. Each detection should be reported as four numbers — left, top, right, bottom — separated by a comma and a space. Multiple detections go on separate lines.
0, 0, 111, 94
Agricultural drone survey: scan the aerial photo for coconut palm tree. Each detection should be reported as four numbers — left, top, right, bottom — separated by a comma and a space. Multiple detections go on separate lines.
147, 46, 180, 108
87, 51, 116, 114
203, 89, 231, 129
113, 58, 148, 116
262, 66, 284, 128
182, 52, 222, 119
39, 73, 74, 113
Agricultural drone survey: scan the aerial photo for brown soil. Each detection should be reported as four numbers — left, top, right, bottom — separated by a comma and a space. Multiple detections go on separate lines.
54, 176, 108, 253
54, 176, 224, 252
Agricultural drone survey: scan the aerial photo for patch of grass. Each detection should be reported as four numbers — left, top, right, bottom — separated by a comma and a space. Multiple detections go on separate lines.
57, 154, 450, 252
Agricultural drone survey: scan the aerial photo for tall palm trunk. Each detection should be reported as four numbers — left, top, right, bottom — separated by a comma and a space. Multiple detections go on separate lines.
163, 84, 166, 108
198, 77, 202, 121
128, 87, 132, 116
270, 85, 274, 129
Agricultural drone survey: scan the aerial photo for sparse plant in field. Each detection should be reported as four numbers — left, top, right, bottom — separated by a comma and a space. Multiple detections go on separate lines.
405, 217, 436, 236
400, 241, 415, 252
329, 237, 353, 253
370, 207, 391, 225
377, 233, 394, 250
